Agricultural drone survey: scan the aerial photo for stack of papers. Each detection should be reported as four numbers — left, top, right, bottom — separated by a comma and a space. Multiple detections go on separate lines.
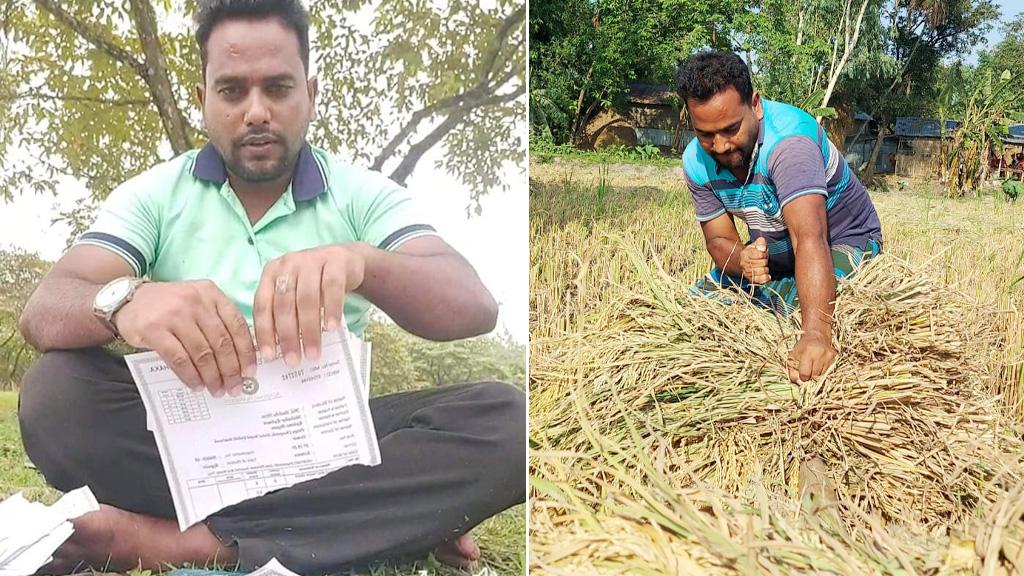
127, 329, 380, 531
0, 487, 99, 576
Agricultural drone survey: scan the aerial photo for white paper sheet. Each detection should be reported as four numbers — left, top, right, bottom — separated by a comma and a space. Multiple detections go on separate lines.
250, 557, 303, 576
0, 487, 99, 576
145, 336, 371, 431
128, 330, 380, 531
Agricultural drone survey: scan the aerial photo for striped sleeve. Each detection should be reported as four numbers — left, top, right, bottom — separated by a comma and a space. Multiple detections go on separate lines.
355, 172, 439, 251
682, 164, 726, 223
768, 135, 829, 208
76, 178, 160, 277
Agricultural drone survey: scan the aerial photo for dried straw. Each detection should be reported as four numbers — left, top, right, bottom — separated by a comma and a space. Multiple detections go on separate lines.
531, 235, 1024, 575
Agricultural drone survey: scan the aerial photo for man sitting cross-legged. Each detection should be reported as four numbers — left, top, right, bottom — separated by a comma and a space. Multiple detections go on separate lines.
16, 1, 525, 573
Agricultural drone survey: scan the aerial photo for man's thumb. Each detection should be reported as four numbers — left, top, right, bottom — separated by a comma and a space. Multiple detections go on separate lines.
754, 237, 767, 251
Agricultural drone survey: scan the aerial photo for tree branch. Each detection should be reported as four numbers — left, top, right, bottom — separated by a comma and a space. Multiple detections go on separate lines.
370, 5, 524, 171
387, 83, 525, 186
127, 0, 195, 153
32, 0, 147, 77
3, 90, 150, 106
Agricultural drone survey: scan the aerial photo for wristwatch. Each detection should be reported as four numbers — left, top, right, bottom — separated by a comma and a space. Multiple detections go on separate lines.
93, 276, 147, 339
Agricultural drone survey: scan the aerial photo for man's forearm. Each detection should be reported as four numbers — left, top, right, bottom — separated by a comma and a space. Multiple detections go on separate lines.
707, 237, 745, 277
20, 277, 115, 351
351, 243, 498, 341
793, 238, 836, 338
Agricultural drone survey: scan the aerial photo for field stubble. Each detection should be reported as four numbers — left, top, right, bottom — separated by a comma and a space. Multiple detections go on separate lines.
529, 161, 1024, 575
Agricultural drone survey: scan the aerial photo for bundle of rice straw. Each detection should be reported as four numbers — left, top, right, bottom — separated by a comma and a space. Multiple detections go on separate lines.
530, 236, 1024, 575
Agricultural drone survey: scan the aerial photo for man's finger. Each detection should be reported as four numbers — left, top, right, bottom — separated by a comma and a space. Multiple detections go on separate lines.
152, 330, 204, 391
272, 270, 302, 367
321, 261, 347, 332
253, 264, 279, 363
799, 356, 813, 382
215, 292, 257, 378
296, 265, 323, 362
787, 361, 800, 384
195, 299, 243, 393
175, 322, 225, 396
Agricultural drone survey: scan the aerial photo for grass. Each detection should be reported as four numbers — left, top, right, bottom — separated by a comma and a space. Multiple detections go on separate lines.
529, 140, 682, 168
529, 159, 1024, 574
0, 391, 525, 576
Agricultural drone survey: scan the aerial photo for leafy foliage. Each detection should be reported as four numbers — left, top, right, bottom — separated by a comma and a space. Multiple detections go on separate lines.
365, 317, 525, 396
0, 0, 524, 227
0, 248, 47, 389
530, 0, 740, 145
941, 68, 1024, 197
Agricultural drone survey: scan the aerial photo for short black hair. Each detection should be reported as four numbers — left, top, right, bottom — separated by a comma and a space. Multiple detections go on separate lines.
194, 0, 311, 77
676, 51, 754, 106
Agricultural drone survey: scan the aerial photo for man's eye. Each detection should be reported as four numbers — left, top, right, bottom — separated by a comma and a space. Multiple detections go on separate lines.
268, 84, 292, 95
219, 86, 241, 97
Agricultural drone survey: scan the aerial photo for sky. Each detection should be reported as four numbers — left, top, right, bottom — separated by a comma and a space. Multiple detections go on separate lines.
968, 0, 1023, 63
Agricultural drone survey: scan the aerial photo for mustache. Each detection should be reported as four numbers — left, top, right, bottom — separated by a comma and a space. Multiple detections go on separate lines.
234, 129, 281, 147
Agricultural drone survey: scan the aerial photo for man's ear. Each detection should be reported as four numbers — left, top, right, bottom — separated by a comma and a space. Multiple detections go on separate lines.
751, 91, 763, 120
307, 77, 318, 122
196, 84, 206, 109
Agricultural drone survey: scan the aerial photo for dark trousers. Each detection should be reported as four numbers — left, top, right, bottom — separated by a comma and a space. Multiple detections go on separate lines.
18, 347, 526, 573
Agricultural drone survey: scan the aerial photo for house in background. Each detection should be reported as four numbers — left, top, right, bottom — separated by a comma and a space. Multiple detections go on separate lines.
581, 83, 689, 152
890, 117, 960, 179
998, 123, 1024, 179
842, 115, 961, 178
842, 112, 893, 173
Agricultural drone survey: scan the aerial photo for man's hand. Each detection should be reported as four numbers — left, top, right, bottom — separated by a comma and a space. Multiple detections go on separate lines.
115, 281, 257, 397
787, 331, 837, 383
253, 244, 366, 367
741, 237, 771, 284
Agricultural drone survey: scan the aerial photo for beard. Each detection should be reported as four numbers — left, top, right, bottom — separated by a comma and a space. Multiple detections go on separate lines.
223, 130, 299, 183
712, 143, 755, 171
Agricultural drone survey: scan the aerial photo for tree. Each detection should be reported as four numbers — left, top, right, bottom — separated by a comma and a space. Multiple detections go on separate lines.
0, 0, 524, 227
977, 12, 1024, 82
941, 68, 1024, 197
734, 0, 883, 121
364, 317, 526, 395
530, 0, 741, 146
938, 15, 1024, 197
841, 0, 999, 183
0, 249, 47, 389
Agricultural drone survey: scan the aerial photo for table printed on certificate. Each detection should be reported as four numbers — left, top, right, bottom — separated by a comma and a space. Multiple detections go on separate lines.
126, 329, 378, 531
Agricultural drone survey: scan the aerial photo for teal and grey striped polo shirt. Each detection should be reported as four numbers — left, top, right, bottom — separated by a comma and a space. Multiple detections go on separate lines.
78, 142, 438, 335
682, 98, 882, 277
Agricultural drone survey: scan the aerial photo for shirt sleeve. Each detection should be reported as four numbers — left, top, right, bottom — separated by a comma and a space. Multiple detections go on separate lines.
768, 135, 829, 208
683, 164, 726, 222
76, 177, 160, 277
354, 171, 439, 251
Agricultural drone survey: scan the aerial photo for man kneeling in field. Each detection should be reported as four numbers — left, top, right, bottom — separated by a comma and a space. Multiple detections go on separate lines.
677, 51, 883, 383
16, 0, 524, 573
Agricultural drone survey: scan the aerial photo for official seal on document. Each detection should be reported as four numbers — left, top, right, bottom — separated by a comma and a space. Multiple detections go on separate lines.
241, 377, 259, 395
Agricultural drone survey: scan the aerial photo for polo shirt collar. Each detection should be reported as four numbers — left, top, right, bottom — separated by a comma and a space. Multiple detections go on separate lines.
192, 140, 326, 202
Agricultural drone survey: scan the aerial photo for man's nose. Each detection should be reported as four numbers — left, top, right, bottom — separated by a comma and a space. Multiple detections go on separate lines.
712, 134, 732, 155
243, 91, 271, 126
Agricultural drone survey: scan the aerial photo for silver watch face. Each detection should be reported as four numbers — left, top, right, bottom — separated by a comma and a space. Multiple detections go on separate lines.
95, 277, 135, 311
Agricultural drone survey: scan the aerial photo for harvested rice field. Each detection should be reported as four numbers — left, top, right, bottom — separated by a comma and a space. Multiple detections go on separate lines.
528, 159, 1024, 575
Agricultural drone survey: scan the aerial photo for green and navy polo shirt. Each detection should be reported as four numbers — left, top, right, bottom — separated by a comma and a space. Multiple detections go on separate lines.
682, 98, 882, 277
78, 142, 439, 336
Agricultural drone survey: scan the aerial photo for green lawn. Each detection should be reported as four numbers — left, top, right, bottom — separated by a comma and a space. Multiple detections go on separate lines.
0, 391, 525, 576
